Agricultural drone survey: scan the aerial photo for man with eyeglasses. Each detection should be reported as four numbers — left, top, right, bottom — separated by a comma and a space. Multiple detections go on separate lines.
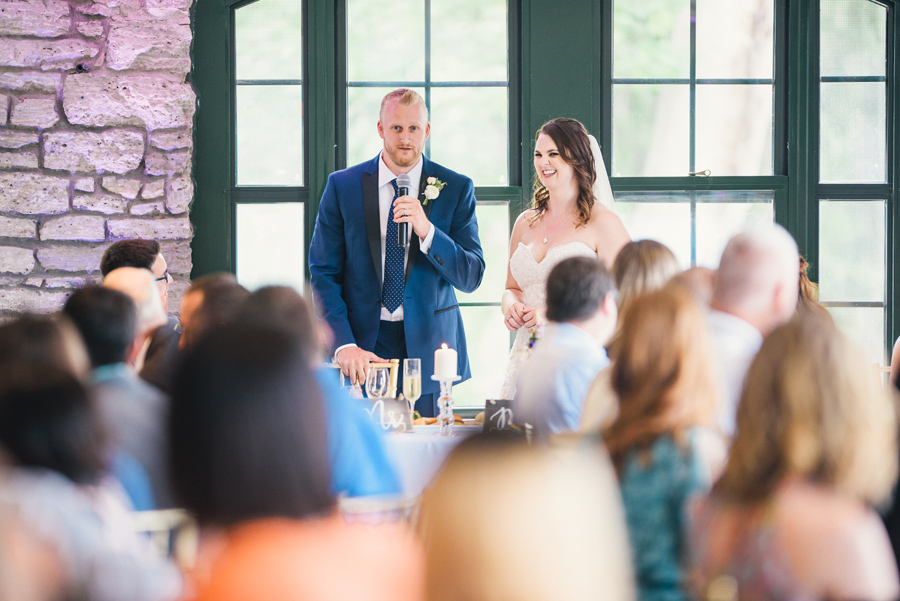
100, 239, 180, 391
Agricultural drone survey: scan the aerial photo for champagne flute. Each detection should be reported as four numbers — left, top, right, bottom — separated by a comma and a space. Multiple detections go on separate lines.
365, 366, 389, 399
403, 358, 422, 413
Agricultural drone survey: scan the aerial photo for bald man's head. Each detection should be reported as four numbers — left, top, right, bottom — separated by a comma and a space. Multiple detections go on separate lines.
102, 267, 167, 336
712, 225, 799, 335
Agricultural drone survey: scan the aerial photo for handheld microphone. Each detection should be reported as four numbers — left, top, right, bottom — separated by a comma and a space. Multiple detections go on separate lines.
396, 173, 411, 248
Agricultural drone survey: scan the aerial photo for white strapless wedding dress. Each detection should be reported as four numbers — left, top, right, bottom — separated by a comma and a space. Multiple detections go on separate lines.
498, 241, 599, 399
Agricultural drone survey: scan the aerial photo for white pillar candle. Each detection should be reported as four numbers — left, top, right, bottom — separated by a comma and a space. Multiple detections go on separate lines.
434, 343, 458, 379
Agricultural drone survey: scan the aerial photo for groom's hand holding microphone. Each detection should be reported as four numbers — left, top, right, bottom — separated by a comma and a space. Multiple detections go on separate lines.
393, 173, 429, 243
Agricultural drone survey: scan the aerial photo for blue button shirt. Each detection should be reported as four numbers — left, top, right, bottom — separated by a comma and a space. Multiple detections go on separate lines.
315, 368, 401, 497
513, 322, 609, 435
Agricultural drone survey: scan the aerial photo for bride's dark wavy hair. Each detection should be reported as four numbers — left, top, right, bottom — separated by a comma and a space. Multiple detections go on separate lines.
529, 118, 596, 228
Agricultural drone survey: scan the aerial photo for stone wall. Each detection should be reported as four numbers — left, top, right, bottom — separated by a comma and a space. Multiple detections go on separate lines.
0, 0, 195, 316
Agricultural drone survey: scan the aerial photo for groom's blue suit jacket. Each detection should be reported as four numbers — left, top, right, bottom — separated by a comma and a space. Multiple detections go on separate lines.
309, 154, 485, 394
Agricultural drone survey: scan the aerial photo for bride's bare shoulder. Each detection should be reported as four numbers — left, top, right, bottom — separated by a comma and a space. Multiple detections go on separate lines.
508, 209, 539, 250
516, 208, 539, 222
587, 205, 625, 230
512, 209, 539, 232
585, 206, 630, 265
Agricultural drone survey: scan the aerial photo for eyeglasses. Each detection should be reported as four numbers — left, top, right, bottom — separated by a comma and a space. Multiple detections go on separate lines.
154, 271, 170, 283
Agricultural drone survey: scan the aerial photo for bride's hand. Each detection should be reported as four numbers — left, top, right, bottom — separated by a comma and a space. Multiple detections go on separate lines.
521, 307, 544, 329
504, 302, 527, 331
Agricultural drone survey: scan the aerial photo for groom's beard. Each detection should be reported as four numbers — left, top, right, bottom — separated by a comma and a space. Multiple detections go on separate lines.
383, 142, 423, 170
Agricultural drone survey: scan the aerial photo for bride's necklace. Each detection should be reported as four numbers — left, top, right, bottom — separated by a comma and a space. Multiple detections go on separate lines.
542, 210, 575, 244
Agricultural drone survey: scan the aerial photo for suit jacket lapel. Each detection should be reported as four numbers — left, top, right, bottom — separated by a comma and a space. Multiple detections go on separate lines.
405, 162, 434, 282
361, 169, 382, 285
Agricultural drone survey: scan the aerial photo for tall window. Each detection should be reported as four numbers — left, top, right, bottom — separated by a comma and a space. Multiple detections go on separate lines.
344, 0, 513, 406
232, 0, 307, 292
817, 0, 889, 366
613, 0, 775, 178
610, 0, 778, 268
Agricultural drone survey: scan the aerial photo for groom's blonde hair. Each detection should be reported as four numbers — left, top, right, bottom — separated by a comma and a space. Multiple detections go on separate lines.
380, 88, 428, 120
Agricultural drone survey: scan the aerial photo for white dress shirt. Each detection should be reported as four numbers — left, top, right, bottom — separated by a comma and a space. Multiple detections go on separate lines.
377, 152, 435, 321
708, 309, 764, 437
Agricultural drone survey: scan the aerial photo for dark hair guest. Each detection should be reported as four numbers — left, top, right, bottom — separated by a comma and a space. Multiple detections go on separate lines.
169, 323, 332, 525
0, 368, 181, 601
545, 254, 617, 323
170, 323, 423, 601
0, 369, 108, 484
63, 286, 137, 368
100, 239, 161, 276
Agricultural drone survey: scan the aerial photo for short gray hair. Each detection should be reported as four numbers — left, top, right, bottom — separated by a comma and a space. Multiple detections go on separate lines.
713, 224, 799, 313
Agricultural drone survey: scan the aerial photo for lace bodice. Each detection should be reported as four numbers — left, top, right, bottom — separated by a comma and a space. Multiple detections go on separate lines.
499, 241, 598, 399
509, 241, 598, 308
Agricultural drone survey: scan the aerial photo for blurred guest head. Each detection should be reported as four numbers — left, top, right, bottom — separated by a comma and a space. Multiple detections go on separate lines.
236, 286, 329, 363
612, 239, 681, 312
101, 239, 172, 312
546, 255, 618, 345
0, 314, 89, 379
63, 286, 137, 369
667, 266, 715, 307
606, 286, 718, 466
102, 267, 167, 340
608, 239, 681, 357
712, 225, 799, 335
169, 323, 332, 527
178, 273, 249, 350
0, 368, 109, 485
716, 315, 897, 506
418, 435, 634, 601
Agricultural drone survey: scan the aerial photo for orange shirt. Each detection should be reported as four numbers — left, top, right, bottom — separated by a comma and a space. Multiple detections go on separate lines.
184, 515, 424, 601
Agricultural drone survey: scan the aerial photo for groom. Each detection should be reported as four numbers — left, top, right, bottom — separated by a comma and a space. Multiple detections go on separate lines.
309, 89, 484, 416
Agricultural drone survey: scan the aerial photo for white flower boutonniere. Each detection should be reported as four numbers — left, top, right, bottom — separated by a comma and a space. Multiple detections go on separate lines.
422, 176, 447, 206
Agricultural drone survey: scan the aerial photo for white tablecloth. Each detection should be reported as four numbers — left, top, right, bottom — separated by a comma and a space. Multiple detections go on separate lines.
384, 424, 482, 497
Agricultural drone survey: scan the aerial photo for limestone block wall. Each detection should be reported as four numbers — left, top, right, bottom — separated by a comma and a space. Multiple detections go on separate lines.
0, 0, 195, 317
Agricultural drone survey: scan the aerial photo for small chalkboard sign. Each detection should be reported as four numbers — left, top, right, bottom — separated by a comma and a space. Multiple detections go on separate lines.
483, 399, 516, 434
365, 397, 413, 433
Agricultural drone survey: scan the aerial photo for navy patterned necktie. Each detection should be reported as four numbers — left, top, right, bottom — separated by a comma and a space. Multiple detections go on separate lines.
382, 179, 405, 313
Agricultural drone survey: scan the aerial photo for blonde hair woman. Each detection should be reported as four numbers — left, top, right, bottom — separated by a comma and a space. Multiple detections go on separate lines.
604, 285, 724, 601
690, 315, 899, 601
613, 240, 681, 322
418, 436, 635, 601
690, 316, 898, 600
581, 240, 682, 432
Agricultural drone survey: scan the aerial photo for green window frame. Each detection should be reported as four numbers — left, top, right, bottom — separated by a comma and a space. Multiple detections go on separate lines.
193, 0, 900, 386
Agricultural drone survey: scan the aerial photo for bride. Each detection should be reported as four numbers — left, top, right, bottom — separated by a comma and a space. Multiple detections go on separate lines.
499, 118, 630, 399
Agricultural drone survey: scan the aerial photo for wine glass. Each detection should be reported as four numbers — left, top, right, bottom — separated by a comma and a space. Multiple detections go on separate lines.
365, 366, 389, 399
403, 358, 422, 413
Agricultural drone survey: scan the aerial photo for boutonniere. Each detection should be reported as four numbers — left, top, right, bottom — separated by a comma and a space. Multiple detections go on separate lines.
422, 177, 447, 206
